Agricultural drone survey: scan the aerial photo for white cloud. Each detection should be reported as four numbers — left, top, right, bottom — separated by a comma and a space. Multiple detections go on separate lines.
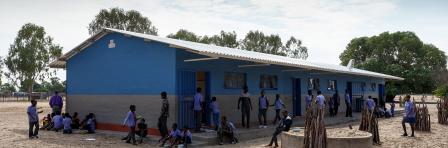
0, 0, 446, 82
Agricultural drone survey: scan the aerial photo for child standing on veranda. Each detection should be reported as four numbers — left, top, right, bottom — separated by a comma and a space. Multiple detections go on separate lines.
271, 94, 286, 124
209, 96, 221, 131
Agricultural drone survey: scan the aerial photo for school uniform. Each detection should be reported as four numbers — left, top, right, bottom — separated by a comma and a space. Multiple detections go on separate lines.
268, 115, 292, 147
53, 115, 63, 131
404, 101, 416, 123
366, 98, 375, 112
182, 130, 192, 144
86, 118, 96, 133
63, 117, 72, 134
305, 95, 312, 108
193, 93, 203, 131
209, 101, 221, 130
27, 105, 39, 138
316, 95, 325, 109
273, 99, 285, 124
123, 111, 137, 144
258, 96, 269, 126
218, 121, 237, 144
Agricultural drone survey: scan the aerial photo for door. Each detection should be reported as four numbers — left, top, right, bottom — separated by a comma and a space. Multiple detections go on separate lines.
346, 82, 353, 111
177, 70, 196, 129
196, 71, 211, 126
292, 78, 301, 116
378, 84, 385, 107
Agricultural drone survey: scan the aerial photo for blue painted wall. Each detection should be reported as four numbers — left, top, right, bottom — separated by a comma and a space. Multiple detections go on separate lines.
66, 33, 176, 95
175, 50, 385, 97
66, 32, 384, 97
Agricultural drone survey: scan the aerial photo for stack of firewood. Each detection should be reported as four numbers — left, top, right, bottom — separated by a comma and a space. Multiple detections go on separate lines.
437, 97, 448, 124
303, 103, 327, 148
359, 108, 380, 145
415, 97, 431, 131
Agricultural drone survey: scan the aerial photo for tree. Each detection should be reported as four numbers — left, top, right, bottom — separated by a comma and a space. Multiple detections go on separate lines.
339, 31, 447, 96
4, 23, 62, 99
88, 7, 158, 35
1, 83, 16, 93
209, 31, 239, 48
167, 29, 202, 43
284, 37, 308, 60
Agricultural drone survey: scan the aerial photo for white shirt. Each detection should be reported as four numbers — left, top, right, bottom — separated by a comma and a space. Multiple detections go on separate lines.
316, 95, 325, 108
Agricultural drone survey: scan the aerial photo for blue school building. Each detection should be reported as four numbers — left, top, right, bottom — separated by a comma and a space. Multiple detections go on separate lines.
50, 28, 403, 134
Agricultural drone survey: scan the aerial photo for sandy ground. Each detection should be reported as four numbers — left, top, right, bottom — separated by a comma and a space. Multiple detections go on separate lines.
1, 100, 447, 148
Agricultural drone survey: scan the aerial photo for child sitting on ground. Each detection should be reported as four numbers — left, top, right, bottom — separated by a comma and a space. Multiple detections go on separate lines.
63, 113, 72, 134
159, 123, 182, 147
52, 113, 63, 132
136, 118, 148, 144
86, 113, 96, 134
180, 126, 192, 147
46, 113, 56, 130
71, 112, 80, 129
41, 114, 52, 130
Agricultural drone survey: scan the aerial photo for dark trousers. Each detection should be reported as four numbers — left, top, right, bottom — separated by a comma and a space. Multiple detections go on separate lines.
63, 129, 72, 134
28, 122, 39, 137
269, 129, 282, 146
334, 105, 339, 116
194, 110, 202, 131
329, 107, 334, 116
241, 108, 250, 128
218, 131, 236, 143
258, 109, 267, 125
126, 126, 136, 143
273, 109, 281, 124
158, 116, 168, 138
345, 103, 352, 117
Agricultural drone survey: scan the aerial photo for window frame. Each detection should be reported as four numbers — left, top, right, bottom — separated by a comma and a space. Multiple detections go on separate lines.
224, 72, 247, 89
327, 80, 337, 91
259, 74, 278, 90
308, 78, 320, 90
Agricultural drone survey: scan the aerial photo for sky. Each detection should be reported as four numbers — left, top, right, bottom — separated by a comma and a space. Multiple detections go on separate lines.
0, 0, 447, 82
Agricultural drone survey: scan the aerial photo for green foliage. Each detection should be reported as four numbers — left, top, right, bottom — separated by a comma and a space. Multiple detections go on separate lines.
0, 83, 16, 93
88, 7, 158, 35
21, 77, 65, 93
4, 23, 62, 95
168, 29, 309, 60
167, 29, 203, 43
434, 85, 448, 98
240, 31, 308, 59
339, 31, 448, 95
285, 37, 309, 60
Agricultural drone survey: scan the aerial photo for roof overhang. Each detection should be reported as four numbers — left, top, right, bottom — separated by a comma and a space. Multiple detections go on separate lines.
50, 28, 404, 81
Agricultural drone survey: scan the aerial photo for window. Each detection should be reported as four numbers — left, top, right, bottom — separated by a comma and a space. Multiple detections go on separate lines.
308, 78, 320, 90
328, 80, 337, 91
361, 82, 366, 91
260, 75, 278, 89
371, 83, 376, 91
224, 72, 246, 89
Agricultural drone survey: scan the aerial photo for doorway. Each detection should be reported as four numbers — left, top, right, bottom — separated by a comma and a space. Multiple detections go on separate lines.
292, 78, 301, 116
177, 71, 211, 129
196, 71, 211, 126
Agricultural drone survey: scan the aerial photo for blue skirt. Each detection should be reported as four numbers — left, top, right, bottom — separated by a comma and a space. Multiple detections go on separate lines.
404, 117, 416, 123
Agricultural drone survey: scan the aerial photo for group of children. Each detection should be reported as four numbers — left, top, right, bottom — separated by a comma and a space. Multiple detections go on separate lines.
121, 104, 192, 147
41, 111, 96, 134
27, 99, 97, 140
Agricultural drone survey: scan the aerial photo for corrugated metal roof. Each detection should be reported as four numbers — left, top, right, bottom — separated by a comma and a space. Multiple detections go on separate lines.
50, 28, 404, 80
